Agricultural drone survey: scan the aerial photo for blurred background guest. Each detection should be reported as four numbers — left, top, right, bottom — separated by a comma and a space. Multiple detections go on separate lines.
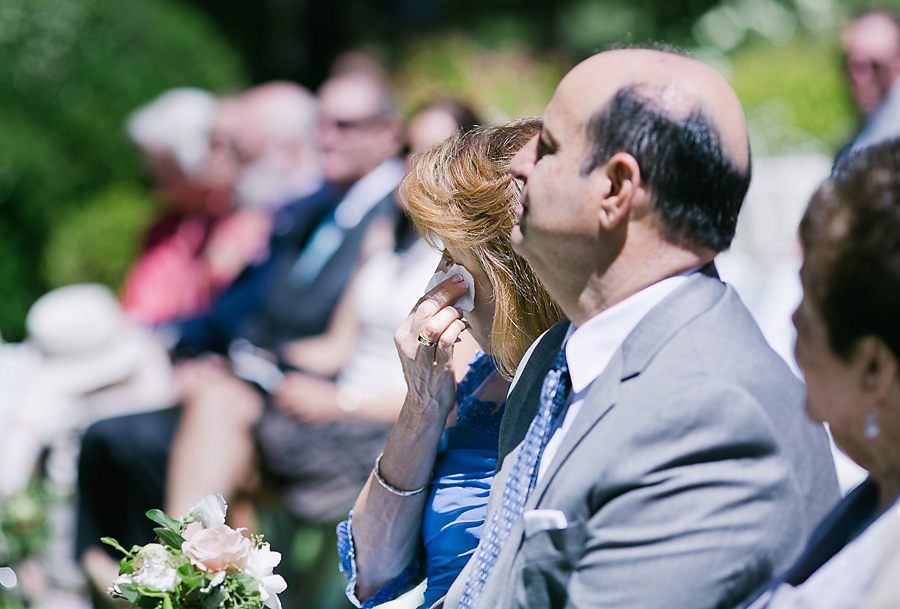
840, 9, 900, 153
75, 67, 409, 608
119, 88, 231, 325
0, 283, 174, 608
403, 99, 479, 160
0, 284, 172, 501
198, 82, 323, 307
748, 138, 900, 608
228, 81, 322, 211
121, 83, 324, 328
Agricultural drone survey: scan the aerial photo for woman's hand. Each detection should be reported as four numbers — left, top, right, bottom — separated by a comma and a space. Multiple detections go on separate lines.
271, 371, 341, 424
173, 354, 232, 401
394, 274, 470, 424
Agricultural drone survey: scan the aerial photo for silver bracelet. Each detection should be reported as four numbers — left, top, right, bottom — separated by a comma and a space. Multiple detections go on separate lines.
373, 452, 430, 497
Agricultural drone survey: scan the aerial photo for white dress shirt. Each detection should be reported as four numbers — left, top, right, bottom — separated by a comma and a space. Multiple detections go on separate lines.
536, 270, 697, 482
334, 157, 405, 228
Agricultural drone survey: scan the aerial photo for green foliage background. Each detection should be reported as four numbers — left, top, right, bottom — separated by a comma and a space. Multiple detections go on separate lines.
0, 0, 245, 340
0, 0, 888, 340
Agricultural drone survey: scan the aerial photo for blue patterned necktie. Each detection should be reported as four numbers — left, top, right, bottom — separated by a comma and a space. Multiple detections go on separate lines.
457, 346, 572, 609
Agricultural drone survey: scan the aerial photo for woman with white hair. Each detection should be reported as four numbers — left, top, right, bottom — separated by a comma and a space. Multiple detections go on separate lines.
120, 87, 244, 325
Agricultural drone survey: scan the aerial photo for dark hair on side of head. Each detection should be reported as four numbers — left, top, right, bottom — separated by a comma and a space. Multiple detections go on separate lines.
799, 138, 900, 362
581, 86, 751, 252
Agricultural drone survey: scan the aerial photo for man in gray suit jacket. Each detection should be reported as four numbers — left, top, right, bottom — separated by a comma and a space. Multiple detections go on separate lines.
441, 49, 839, 609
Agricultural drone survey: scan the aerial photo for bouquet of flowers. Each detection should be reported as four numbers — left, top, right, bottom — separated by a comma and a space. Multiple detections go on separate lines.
103, 494, 286, 609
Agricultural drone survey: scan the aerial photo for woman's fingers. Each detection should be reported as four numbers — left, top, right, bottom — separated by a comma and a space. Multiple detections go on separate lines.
416, 305, 464, 349
412, 275, 468, 321
395, 275, 470, 355
434, 318, 468, 368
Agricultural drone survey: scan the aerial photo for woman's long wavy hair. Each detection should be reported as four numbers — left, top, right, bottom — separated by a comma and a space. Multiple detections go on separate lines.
402, 117, 564, 378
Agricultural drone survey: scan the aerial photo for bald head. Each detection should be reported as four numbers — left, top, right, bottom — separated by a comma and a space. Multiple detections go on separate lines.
564, 49, 749, 171
240, 81, 318, 148
560, 49, 751, 251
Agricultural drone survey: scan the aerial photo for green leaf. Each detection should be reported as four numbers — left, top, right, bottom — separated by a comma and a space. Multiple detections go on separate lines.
146, 509, 181, 532
177, 564, 204, 591
115, 582, 140, 605
154, 527, 186, 550
101, 536, 134, 558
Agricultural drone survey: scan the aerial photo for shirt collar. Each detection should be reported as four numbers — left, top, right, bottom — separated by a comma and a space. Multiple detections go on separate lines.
333, 158, 405, 229
564, 269, 700, 393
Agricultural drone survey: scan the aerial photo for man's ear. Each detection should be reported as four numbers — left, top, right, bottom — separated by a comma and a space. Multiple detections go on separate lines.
593, 152, 641, 230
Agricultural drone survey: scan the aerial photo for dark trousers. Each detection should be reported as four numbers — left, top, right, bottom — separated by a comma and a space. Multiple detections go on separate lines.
76, 407, 180, 558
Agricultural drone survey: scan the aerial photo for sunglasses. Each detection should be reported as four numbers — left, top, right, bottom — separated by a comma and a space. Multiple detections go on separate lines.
319, 113, 389, 132
844, 55, 895, 76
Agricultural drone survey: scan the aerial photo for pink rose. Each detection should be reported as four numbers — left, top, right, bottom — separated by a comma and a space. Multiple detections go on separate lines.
182, 524, 252, 573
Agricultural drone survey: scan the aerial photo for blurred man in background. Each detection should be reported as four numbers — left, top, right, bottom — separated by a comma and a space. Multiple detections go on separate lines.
198, 82, 323, 306
841, 9, 900, 152
227, 81, 322, 211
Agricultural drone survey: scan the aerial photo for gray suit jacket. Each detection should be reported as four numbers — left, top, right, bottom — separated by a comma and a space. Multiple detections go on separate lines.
441, 272, 839, 609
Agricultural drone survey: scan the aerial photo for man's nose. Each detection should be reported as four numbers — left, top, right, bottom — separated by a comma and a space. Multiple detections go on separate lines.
510, 135, 537, 181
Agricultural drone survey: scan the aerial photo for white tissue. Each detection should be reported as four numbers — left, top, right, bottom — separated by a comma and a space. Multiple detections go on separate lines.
424, 263, 476, 312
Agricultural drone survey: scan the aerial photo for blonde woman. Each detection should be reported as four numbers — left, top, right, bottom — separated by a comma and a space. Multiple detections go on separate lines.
337, 118, 563, 608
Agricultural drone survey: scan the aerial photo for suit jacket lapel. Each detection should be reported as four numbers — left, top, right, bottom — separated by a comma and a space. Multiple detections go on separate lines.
531, 272, 728, 504
498, 319, 571, 467
530, 353, 622, 505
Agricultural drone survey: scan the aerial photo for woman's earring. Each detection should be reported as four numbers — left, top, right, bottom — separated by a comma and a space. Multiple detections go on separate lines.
865, 412, 880, 439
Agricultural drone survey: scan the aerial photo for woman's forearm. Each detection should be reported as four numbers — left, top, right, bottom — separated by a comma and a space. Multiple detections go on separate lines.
349, 401, 448, 599
349, 275, 473, 598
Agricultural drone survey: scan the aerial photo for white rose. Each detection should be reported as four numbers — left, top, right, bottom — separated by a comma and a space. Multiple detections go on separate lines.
131, 544, 179, 592
245, 543, 287, 609
111, 573, 134, 595
182, 524, 252, 573
188, 493, 227, 528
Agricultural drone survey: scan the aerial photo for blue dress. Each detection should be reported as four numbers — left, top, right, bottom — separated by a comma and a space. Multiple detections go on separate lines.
337, 352, 503, 608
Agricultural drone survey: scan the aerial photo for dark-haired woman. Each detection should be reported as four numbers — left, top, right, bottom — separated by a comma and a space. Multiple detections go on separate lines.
747, 139, 900, 608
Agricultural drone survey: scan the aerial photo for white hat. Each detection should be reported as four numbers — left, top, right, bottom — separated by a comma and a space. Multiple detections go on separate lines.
25, 283, 151, 396
0, 284, 174, 495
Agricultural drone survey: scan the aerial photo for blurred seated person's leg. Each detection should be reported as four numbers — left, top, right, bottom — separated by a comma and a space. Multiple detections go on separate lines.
76, 408, 180, 592
164, 360, 264, 524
